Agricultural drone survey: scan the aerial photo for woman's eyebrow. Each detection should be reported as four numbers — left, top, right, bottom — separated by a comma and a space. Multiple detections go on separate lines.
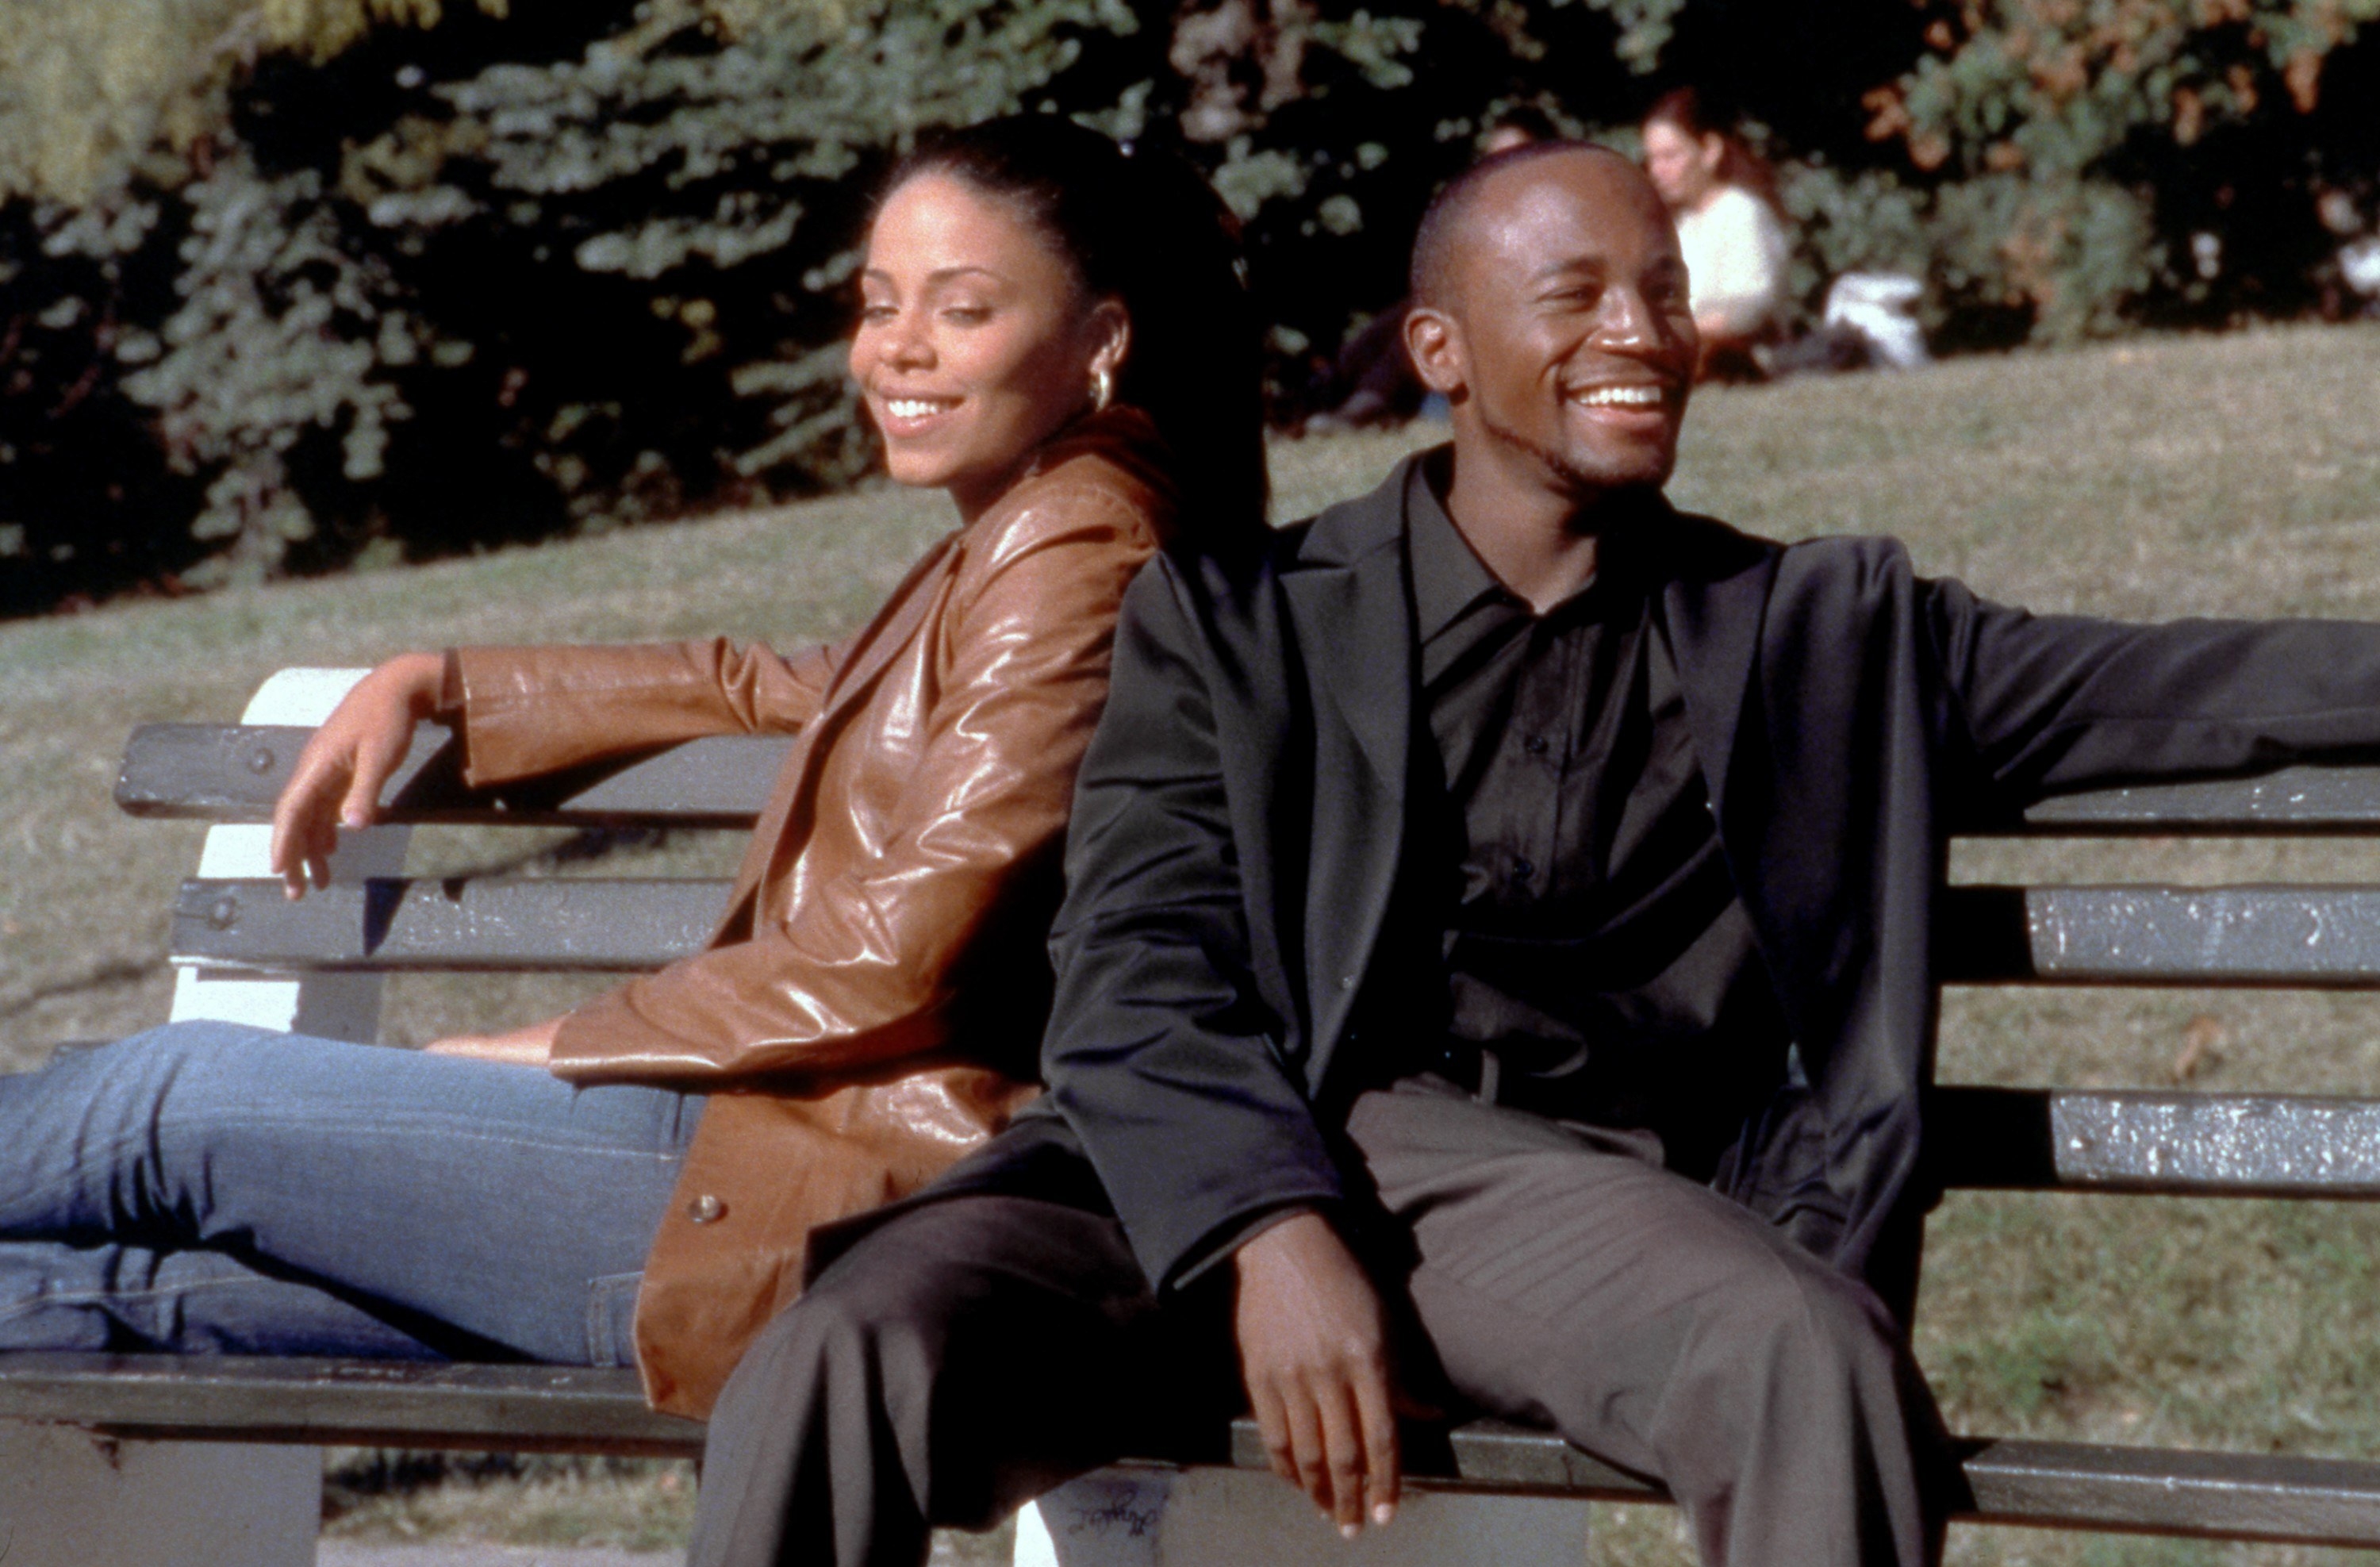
858, 265, 1005, 287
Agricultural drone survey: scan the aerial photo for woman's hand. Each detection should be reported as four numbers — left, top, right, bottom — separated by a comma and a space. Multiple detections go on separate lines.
269, 652, 445, 899
1233, 1210, 1401, 1538
423, 1015, 565, 1068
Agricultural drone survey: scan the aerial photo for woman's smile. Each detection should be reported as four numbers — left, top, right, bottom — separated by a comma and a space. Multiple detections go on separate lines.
850, 173, 1127, 520
871, 393, 967, 438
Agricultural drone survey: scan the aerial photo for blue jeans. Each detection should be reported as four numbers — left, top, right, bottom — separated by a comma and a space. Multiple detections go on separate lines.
0, 1022, 701, 1365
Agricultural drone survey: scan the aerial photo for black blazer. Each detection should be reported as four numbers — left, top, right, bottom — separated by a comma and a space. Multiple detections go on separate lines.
929, 454, 2380, 1304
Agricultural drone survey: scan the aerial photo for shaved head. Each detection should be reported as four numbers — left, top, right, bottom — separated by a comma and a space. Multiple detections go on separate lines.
1409, 142, 1664, 309
1399, 141, 1698, 556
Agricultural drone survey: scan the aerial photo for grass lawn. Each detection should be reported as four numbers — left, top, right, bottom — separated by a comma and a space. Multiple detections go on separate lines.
7, 320, 2380, 1564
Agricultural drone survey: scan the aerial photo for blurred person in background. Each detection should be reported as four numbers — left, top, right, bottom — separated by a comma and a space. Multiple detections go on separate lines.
1642, 86, 1792, 381
2317, 185, 2380, 319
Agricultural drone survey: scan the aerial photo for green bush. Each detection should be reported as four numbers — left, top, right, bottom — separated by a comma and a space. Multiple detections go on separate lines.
2, 0, 2375, 612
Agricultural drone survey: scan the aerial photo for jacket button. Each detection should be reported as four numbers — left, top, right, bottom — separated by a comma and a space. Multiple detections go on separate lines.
685, 1193, 727, 1224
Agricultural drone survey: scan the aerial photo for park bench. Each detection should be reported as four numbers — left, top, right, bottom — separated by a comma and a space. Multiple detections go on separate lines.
8, 663, 2380, 1564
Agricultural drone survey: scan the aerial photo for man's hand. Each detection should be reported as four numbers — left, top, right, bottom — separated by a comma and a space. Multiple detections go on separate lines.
423, 1015, 564, 1068
1232, 1210, 1401, 1538
269, 651, 445, 899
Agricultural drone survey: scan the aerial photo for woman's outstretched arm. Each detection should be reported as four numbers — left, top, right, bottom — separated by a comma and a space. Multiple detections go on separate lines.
269, 652, 447, 897
268, 636, 848, 897
443, 632, 849, 787
547, 479, 1158, 1084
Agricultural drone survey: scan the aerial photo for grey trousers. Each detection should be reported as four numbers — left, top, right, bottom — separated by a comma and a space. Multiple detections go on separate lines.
688, 1077, 1951, 1567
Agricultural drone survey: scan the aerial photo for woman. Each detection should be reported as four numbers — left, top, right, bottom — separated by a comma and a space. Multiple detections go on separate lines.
0, 117, 1263, 1420
1641, 87, 1793, 381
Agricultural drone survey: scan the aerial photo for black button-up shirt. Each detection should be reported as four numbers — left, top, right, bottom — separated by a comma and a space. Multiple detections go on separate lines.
1404, 467, 1788, 1171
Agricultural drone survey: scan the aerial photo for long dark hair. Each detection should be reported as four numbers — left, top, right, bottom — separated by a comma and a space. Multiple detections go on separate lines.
877, 117, 1268, 539
1645, 87, 1780, 214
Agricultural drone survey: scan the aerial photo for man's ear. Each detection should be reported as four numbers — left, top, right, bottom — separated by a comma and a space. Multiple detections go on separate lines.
1404, 304, 1466, 398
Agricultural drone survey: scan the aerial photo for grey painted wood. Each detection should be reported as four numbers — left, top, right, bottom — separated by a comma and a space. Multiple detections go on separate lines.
1940, 885, 2380, 985
1231, 1417, 2380, 1544
9, 1354, 2375, 1544
2015, 765, 2380, 835
170, 876, 2380, 988
0, 1354, 698, 1458
1928, 1087, 2380, 1196
1955, 1437, 2380, 1546
112, 729, 2380, 835
170, 878, 730, 971
117, 724, 787, 827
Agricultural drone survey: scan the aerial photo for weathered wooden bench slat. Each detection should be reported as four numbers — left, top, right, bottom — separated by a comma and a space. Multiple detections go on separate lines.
170, 878, 729, 970
2012, 765, 2380, 835
118, 729, 2380, 836
13, 1355, 2376, 1547
117, 724, 786, 827
1939, 884, 2380, 985
1952, 1437, 2380, 1547
0, 1354, 699, 1458
1926, 1086, 2380, 1196
169, 876, 2380, 989
1923, 1085, 2380, 1195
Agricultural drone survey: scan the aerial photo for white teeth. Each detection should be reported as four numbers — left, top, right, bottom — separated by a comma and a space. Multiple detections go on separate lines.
1570, 385, 1665, 409
885, 398, 954, 420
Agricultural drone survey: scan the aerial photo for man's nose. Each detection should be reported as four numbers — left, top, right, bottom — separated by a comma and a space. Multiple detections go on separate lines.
1595, 285, 1664, 353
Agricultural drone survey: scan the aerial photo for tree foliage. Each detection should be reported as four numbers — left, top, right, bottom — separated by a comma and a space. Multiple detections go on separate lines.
2, 0, 2375, 612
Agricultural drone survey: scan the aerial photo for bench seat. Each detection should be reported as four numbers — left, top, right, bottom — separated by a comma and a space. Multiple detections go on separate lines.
13, 706, 2380, 1563
10, 1354, 2380, 1547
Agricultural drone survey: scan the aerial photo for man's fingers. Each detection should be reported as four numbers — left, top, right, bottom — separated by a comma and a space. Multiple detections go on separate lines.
1352, 1359, 1401, 1527
1249, 1381, 1296, 1484
1317, 1377, 1368, 1535
1280, 1382, 1331, 1515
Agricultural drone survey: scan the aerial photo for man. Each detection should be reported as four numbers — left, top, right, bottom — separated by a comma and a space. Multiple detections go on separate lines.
688, 144, 2380, 1567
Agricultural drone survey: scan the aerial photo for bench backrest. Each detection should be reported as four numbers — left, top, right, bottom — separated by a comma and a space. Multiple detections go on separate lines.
121, 682, 2380, 1208
75, 671, 2380, 1549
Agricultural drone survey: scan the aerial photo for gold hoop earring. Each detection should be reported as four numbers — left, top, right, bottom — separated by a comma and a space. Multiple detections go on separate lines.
1090, 366, 1115, 414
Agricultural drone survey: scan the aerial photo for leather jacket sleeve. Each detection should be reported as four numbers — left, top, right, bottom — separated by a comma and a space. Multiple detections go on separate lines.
446, 636, 846, 785
547, 478, 1161, 1083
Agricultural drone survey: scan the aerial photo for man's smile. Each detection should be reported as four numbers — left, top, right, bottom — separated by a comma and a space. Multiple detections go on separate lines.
1563, 382, 1670, 409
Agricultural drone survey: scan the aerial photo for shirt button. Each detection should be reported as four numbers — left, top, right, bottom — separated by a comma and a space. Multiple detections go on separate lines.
685, 1193, 727, 1224
1522, 734, 1549, 757
1511, 858, 1535, 880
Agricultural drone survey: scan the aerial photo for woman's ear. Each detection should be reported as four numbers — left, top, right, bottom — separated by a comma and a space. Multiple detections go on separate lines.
1087, 297, 1131, 383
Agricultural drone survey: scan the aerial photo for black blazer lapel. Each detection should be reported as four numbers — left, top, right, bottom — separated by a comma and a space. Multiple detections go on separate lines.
1657, 512, 1777, 815
1280, 464, 1415, 1070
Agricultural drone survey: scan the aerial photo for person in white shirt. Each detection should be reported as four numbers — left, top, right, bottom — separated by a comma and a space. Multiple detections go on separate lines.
1642, 87, 1792, 379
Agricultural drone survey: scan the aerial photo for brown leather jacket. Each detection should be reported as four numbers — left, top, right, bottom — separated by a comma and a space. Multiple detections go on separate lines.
443, 409, 1174, 1415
